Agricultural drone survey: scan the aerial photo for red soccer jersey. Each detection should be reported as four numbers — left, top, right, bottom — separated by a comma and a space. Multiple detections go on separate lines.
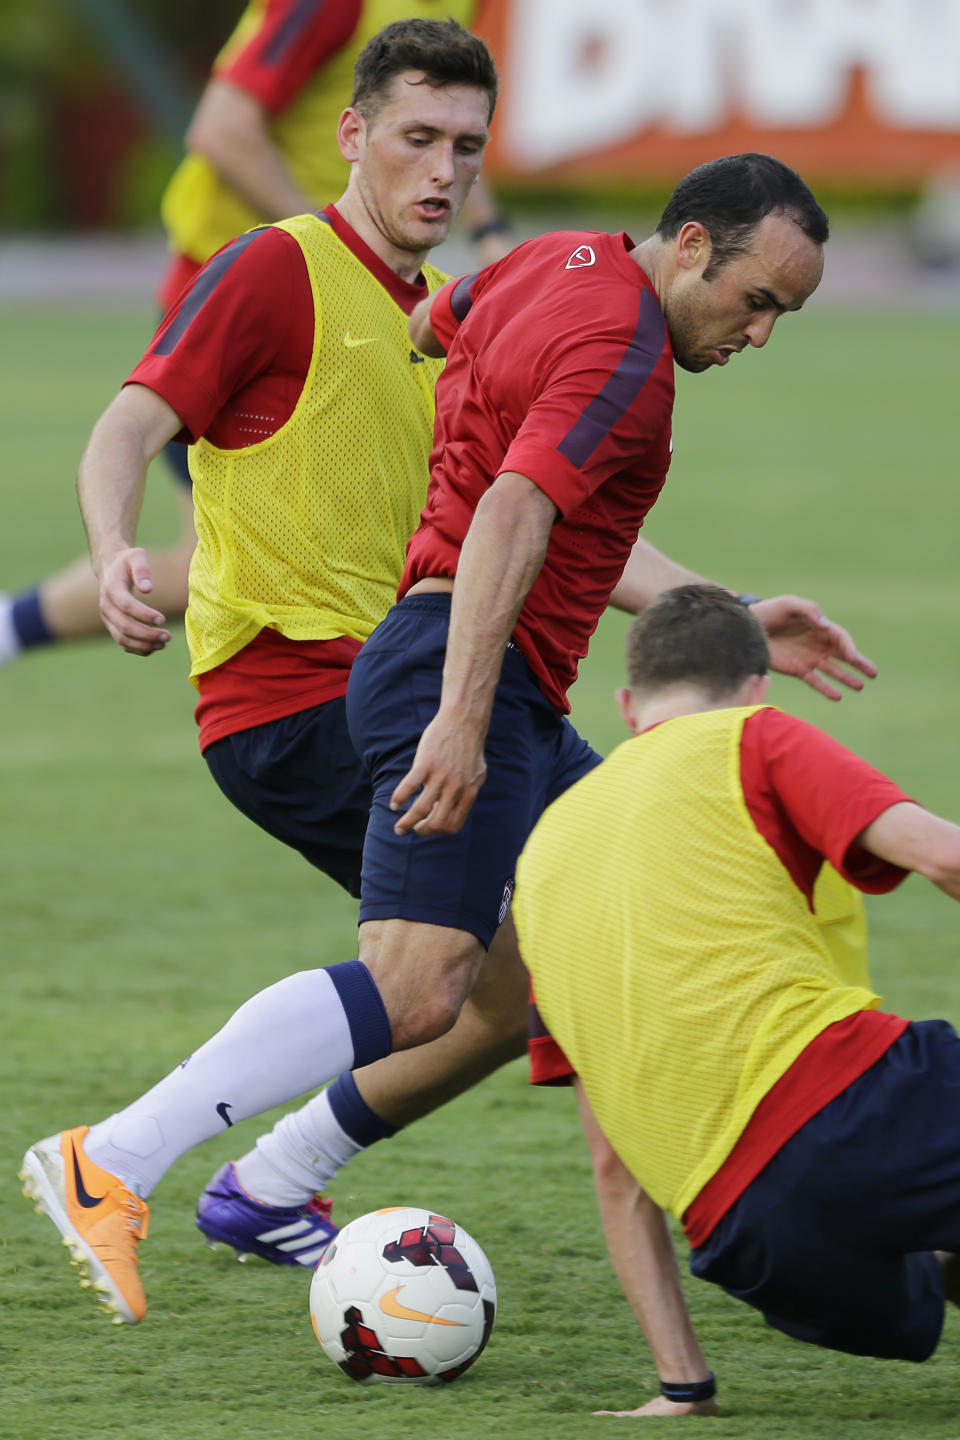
529, 707, 913, 1240
401, 231, 675, 712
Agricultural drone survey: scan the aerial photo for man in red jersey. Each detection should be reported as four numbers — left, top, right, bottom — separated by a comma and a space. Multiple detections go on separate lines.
0, 0, 508, 668
517, 585, 960, 1416
346, 155, 843, 999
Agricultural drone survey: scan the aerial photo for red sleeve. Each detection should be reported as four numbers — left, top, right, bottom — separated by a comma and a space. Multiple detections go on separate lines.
217, 0, 363, 116
126, 226, 311, 442
740, 708, 913, 900
499, 287, 673, 518
528, 992, 576, 1086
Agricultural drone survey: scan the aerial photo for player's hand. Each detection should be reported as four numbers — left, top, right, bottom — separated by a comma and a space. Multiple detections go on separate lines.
98, 547, 171, 656
390, 711, 487, 837
595, 1393, 719, 1418
750, 594, 877, 701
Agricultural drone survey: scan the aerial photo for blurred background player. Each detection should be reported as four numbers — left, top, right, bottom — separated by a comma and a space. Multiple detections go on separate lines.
516, 585, 960, 1415
0, 0, 509, 670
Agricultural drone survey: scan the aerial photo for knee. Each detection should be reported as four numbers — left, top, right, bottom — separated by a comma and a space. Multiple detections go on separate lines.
360, 924, 482, 1052
378, 969, 471, 1051
394, 989, 464, 1050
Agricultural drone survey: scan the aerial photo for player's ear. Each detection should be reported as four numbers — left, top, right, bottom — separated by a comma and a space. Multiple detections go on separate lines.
741, 673, 770, 706
337, 106, 365, 164
676, 220, 710, 273
616, 686, 639, 734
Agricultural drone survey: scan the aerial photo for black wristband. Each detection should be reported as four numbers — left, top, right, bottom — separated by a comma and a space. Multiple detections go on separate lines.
735, 592, 762, 607
469, 216, 512, 243
660, 1372, 717, 1404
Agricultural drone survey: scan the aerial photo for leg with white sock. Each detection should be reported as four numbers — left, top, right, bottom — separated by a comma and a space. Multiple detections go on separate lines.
21, 920, 476, 1315
84, 961, 391, 1199
230, 918, 529, 1209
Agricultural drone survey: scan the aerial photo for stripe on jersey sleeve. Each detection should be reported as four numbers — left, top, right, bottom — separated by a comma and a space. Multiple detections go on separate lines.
263, 0, 340, 65
450, 273, 479, 322
153, 228, 268, 356
556, 288, 667, 468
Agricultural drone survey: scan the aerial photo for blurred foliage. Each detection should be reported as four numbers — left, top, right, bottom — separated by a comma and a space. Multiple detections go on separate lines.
0, 0, 240, 230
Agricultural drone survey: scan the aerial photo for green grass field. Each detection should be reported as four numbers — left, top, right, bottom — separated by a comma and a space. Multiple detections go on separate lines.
2, 297, 959, 1439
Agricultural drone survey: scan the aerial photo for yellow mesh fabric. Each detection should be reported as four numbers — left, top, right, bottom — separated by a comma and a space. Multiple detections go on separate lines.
185, 212, 446, 680
515, 705, 880, 1219
162, 0, 480, 264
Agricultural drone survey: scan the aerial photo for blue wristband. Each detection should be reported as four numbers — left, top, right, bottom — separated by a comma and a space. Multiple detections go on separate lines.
735, 593, 761, 607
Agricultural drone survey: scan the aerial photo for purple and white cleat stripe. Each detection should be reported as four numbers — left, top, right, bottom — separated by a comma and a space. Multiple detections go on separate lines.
196, 1162, 337, 1267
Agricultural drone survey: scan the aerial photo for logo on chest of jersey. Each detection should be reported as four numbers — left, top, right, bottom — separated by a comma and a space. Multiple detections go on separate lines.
565, 245, 596, 270
343, 332, 377, 348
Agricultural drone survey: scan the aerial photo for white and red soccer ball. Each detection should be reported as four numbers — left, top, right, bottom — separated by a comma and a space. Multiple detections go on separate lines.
309, 1206, 496, 1385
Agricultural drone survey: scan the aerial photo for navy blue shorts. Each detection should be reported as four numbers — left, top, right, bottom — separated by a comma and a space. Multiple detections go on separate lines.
162, 437, 192, 488
204, 697, 371, 898
691, 1019, 960, 1361
346, 594, 602, 948
156, 306, 192, 490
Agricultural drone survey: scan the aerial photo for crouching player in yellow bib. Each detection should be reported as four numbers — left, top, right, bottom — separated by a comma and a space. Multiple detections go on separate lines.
517, 584, 960, 1416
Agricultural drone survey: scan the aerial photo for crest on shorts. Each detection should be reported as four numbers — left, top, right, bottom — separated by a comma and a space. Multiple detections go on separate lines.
498, 878, 515, 926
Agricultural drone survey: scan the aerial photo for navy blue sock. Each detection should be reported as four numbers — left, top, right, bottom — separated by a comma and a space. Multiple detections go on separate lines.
326, 1071, 398, 1146
12, 590, 54, 649
324, 960, 393, 1069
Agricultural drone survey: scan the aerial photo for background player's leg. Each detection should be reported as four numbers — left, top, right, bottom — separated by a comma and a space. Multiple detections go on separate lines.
0, 469, 194, 660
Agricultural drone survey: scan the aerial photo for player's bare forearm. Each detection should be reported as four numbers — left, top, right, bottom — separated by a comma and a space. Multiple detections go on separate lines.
609, 536, 712, 613
611, 551, 876, 703
409, 291, 447, 357
442, 474, 555, 717
575, 1082, 717, 1417
77, 385, 182, 653
860, 802, 960, 901
186, 80, 312, 221
391, 473, 557, 835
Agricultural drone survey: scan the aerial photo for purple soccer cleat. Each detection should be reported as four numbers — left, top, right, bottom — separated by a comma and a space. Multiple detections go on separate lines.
196, 1162, 337, 1267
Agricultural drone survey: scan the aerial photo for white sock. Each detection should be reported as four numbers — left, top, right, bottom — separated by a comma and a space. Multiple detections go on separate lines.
0, 596, 21, 666
234, 1090, 365, 1207
84, 969, 356, 1198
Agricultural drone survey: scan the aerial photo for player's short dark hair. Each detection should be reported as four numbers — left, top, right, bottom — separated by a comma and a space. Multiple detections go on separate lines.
626, 584, 769, 699
352, 18, 498, 123
655, 153, 829, 279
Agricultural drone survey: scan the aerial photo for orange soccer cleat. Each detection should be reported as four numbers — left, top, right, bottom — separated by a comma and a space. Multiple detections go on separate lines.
20, 1125, 149, 1324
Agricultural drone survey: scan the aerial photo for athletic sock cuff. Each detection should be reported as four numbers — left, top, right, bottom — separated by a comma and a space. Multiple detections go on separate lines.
326, 1071, 398, 1146
324, 960, 393, 1069
12, 590, 53, 649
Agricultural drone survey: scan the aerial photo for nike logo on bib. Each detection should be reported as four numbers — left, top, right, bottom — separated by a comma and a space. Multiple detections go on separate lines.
343, 333, 376, 347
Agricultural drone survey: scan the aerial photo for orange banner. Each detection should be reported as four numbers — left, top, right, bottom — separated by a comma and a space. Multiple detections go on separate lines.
475, 0, 960, 187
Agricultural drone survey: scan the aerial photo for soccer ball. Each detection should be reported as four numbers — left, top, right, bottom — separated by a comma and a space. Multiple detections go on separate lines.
309, 1206, 496, 1385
